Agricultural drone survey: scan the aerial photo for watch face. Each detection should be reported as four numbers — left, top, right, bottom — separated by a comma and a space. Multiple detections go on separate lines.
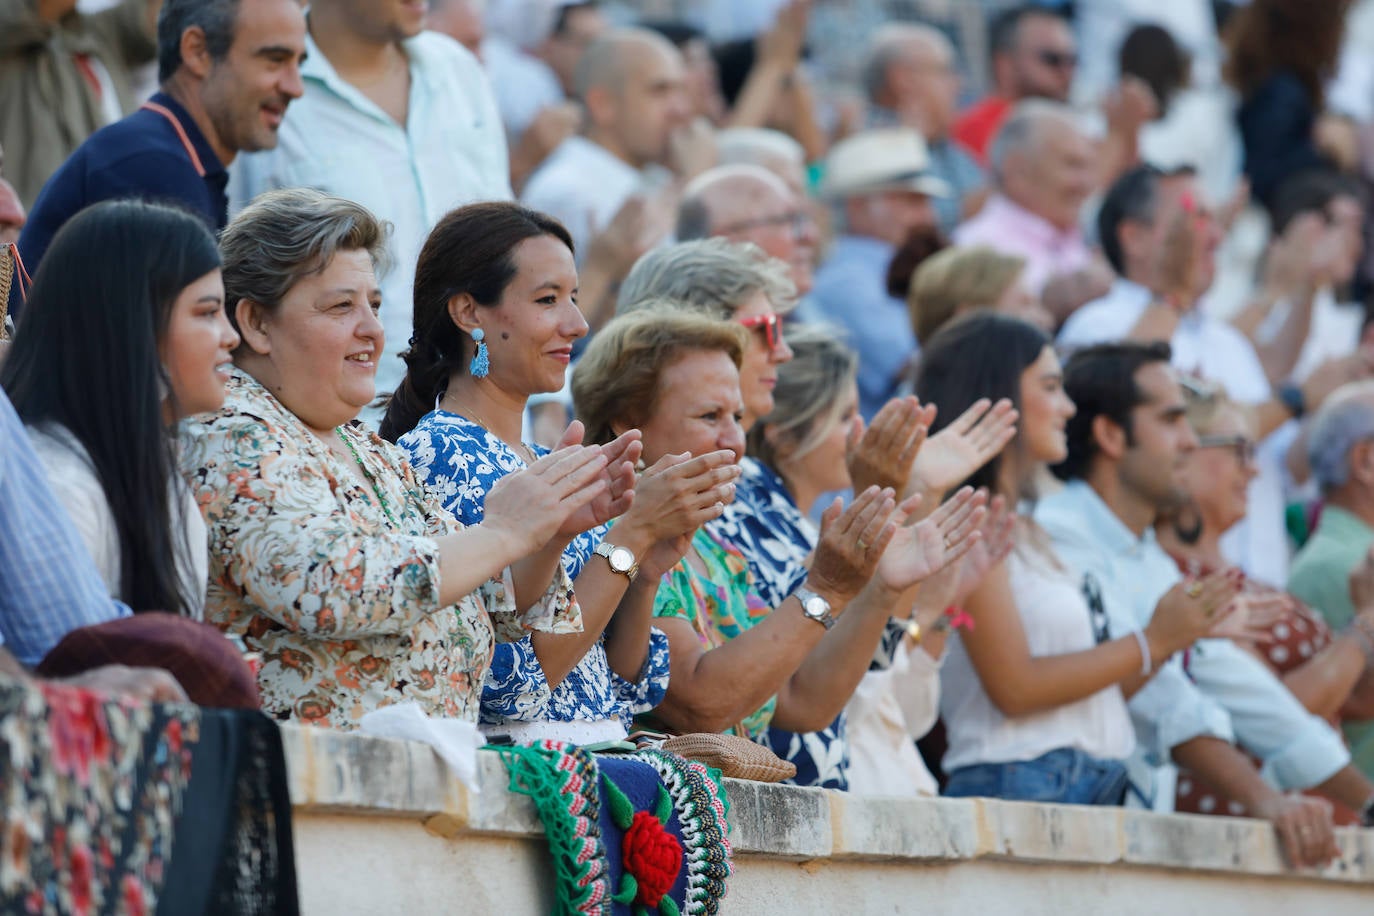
609, 546, 635, 572
803, 596, 828, 619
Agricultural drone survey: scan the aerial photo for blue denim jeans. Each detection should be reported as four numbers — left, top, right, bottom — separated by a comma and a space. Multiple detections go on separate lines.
943, 748, 1129, 806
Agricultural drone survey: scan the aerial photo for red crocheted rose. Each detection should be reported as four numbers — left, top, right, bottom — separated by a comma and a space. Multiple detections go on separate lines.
622, 810, 682, 906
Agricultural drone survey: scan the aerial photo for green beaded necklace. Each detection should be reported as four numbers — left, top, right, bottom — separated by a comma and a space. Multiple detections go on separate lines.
336, 426, 399, 527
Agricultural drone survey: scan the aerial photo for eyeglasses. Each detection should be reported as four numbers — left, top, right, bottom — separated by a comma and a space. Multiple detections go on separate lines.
738, 312, 784, 353
1035, 49, 1078, 70
1197, 434, 1257, 466
718, 211, 813, 238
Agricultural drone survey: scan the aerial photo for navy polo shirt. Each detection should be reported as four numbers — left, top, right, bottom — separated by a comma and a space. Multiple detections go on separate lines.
12, 92, 228, 319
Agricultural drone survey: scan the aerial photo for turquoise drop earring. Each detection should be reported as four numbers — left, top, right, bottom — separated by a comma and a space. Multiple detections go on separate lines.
470, 328, 490, 378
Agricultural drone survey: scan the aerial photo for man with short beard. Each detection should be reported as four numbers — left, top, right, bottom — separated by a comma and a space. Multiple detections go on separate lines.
1037, 341, 1374, 867
14, 0, 307, 316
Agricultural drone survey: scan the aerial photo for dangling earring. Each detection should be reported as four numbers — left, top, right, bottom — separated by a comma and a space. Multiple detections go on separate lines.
470, 328, 490, 378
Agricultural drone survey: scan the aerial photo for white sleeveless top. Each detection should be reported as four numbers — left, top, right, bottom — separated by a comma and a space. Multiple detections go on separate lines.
940, 545, 1135, 772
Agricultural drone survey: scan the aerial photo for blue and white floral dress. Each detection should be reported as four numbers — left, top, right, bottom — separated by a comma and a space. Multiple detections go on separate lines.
707, 458, 854, 788
398, 410, 671, 737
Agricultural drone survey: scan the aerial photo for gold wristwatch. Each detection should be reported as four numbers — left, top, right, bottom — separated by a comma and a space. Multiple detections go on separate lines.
594, 541, 639, 581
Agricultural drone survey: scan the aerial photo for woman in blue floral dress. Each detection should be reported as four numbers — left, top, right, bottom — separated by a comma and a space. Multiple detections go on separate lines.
383, 203, 739, 744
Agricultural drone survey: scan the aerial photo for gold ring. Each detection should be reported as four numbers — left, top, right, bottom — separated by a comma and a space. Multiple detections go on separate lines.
1186, 582, 1203, 598
857, 539, 869, 551
943, 536, 953, 550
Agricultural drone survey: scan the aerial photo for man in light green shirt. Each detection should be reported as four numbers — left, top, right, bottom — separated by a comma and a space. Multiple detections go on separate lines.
1288, 382, 1374, 781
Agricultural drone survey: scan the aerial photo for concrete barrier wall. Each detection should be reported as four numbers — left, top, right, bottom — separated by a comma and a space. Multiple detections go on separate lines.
281, 726, 1374, 915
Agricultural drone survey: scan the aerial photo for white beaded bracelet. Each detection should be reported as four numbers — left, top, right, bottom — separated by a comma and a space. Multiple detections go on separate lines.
1132, 629, 1153, 676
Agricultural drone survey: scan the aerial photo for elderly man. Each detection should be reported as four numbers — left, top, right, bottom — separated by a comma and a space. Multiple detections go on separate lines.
521, 27, 692, 262
676, 164, 819, 295
952, 100, 1097, 301
862, 23, 984, 233
809, 127, 947, 419
1289, 381, 1374, 780
15, 0, 308, 312
231, 0, 512, 406
715, 126, 807, 198
952, 4, 1077, 164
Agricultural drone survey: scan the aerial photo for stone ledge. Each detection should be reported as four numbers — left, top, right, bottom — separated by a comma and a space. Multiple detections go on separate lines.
280, 725, 1374, 883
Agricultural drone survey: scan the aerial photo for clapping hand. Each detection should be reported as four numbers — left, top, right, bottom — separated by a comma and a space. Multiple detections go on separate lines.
808, 486, 900, 605
554, 422, 642, 538
483, 443, 609, 555
876, 487, 988, 593
845, 396, 934, 495
910, 399, 1017, 497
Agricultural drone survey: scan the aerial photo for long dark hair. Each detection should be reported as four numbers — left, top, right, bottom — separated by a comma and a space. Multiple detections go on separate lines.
914, 310, 1049, 498
380, 201, 574, 442
0, 199, 221, 616
1224, 0, 1349, 107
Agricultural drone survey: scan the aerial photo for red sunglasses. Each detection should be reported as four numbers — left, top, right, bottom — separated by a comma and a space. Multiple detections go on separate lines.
738, 312, 783, 352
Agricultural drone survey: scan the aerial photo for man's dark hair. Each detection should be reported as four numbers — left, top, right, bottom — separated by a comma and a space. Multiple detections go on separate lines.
1119, 24, 1191, 117
989, 4, 1069, 56
552, 1, 600, 38
157, 0, 241, 83
1269, 168, 1364, 235
1054, 340, 1174, 482
1096, 164, 1196, 275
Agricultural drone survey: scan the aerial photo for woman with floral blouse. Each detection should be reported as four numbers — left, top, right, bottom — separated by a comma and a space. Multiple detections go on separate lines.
382, 202, 736, 744
180, 189, 618, 729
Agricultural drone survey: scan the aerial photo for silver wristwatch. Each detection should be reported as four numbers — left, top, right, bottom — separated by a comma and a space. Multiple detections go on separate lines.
594, 541, 640, 581
793, 583, 834, 630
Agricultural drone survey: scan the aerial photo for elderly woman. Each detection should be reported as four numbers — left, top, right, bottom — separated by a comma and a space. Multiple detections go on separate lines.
180, 189, 615, 728
381, 202, 731, 744
615, 238, 1008, 785
573, 306, 985, 748
907, 245, 1053, 346
1157, 382, 1374, 823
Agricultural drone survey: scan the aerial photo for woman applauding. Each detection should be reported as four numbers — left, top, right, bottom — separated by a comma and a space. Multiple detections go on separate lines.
181, 189, 614, 728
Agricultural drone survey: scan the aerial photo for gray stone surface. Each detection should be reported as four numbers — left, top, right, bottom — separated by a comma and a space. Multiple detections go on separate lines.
281, 726, 1374, 884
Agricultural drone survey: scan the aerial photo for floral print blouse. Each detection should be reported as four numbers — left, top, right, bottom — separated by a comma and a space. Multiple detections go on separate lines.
710, 459, 850, 788
398, 409, 670, 729
649, 526, 775, 742
178, 371, 582, 729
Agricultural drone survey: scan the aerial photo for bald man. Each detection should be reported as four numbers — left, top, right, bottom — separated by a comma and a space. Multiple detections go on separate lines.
677, 164, 818, 294
863, 23, 985, 233
521, 27, 691, 261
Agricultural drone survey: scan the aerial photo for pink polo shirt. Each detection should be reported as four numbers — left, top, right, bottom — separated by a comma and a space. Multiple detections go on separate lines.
952, 194, 1091, 294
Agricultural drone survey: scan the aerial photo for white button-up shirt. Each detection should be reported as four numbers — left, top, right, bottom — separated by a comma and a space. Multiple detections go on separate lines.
1039, 480, 1350, 802
1057, 277, 1290, 585
230, 31, 513, 403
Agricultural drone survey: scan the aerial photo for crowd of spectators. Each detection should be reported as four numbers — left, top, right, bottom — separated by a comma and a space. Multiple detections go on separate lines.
5, 0, 1374, 905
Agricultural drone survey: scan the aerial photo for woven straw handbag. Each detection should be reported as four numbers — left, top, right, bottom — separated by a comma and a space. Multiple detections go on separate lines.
659, 731, 797, 783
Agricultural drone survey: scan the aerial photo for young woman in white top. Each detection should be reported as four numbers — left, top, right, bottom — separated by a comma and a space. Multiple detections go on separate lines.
915, 312, 1238, 805
1, 200, 239, 618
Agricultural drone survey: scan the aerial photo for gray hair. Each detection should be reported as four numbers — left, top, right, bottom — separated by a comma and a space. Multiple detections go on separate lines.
220, 188, 391, 340
747, 325, 858, 473
987, 99, 1077, 183
1308, 382, 1374, 491
860, 23, 951, 104
617, 238, 797, 319
157, 0, 241, 83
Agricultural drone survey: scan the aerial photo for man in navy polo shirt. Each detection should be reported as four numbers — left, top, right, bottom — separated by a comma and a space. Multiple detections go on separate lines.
12, 0, 307, 319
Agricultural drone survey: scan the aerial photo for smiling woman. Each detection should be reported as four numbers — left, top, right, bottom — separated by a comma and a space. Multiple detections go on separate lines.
0, 199, 236, 620
383, 203, 734, 743
182, 189, 615, 728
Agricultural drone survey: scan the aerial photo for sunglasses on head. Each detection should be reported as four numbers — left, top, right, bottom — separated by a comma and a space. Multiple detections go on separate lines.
738, 312, 783, 352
